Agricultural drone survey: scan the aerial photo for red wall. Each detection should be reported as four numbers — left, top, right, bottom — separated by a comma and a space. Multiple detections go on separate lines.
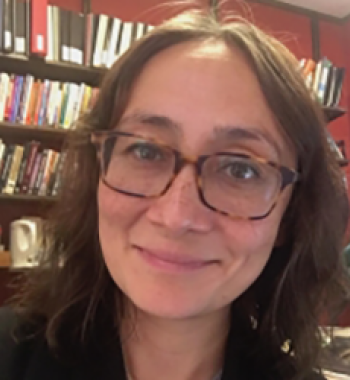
49, 0, 208, 24
220, 1, 313, 59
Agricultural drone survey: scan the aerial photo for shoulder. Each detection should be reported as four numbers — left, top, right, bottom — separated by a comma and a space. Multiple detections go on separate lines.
0, 306, 62, 380
0, 306, 23, 379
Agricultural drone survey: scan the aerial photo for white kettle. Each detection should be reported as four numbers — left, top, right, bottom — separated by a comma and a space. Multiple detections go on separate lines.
10, 217, 43, 268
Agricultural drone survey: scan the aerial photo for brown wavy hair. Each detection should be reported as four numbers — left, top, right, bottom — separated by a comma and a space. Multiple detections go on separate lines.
12, 5, 350, 379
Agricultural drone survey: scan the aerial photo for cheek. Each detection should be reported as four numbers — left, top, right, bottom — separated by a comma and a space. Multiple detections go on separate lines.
97, 182, 147, 261
213, 209, 284, 305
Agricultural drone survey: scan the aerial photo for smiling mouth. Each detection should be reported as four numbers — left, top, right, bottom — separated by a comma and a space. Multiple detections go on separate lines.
134, 246, 218, 274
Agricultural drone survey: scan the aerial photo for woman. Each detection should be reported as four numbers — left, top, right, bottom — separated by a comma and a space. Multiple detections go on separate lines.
0, 6, 349, 380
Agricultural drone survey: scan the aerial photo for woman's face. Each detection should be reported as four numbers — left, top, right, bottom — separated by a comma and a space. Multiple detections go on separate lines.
98, 41, 296, 319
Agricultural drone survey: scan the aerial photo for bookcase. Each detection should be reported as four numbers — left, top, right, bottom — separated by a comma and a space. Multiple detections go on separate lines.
0, 2, 348, 324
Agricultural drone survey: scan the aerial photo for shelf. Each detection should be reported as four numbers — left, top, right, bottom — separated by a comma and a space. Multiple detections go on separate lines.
0, 252, 10, 268
0, 122, 68, 143
0, 53, 105, 87
338, 159, 350, 168
0, 194, 57, 202
323, 107, 347, 123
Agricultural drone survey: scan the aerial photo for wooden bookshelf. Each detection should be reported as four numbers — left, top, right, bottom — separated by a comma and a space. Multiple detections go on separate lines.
0, 252, 11, 268
0, 194, 57, 202
323, 107, 347, 123
0, 122, 68, 143
0, 53, 105, 87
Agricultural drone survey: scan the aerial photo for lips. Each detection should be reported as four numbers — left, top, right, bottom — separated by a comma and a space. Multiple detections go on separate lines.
134, 246, 216, 273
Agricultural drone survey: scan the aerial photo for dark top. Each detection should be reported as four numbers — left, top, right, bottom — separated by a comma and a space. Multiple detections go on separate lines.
0, 307, 325, 380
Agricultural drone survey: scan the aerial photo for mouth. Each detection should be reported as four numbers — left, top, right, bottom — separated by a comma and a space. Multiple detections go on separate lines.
134, 246, 218, 274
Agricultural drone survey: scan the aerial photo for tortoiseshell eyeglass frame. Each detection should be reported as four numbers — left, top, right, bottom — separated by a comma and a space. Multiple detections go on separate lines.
91, 130, 300, 221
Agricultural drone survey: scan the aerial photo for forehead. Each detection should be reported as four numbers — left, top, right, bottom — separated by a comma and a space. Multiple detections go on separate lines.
122, 40, 295, 165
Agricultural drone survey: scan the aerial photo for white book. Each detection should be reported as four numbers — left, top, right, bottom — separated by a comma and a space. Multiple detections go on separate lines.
317, 60, 332, 105
93, 14, 109, 67
312, 61, 323, 97
135, 22, 145, 40
53, 88, 62, 126
119, 22, 134, 56
63, 83, 79, 129
305, 72, 313, 89
72, 83, 86, 123
52, 6, 60, 61
106, 17, 122, 68
146, 24, 155, 33
46, 6, 54, 61
0, 73, 9, 121
0, 141, 5, 166
46, 81, 59, 125
101, 17, 113, 67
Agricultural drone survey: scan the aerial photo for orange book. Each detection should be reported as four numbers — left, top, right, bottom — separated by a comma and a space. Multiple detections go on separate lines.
33, 81, 45, 125
302, 59, 316, 77
25, 81, 39, 125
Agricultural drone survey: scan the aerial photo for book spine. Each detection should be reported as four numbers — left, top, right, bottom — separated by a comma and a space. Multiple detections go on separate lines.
33, 149, 48, 194
4, 75, 15, 121
38, 149, 53, 195
10, 75, 23, 122
0, 73, 9, 121
3, 144, 24, 194
33, 81, 44, 125
20, 142, 40, 193
30, 0, 47, 56
0, 144, 15, 192
20, 75, 34, 123
14, 141, 31, 193
27, 151, 41, 194
27, 151, 42, 194
51, 151, 66, 196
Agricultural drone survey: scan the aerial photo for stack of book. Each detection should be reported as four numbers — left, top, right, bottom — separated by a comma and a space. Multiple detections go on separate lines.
0, 73, 99, 128
0, 140, 65, 197
0, 0, 155, 68
299, 58, 345, 108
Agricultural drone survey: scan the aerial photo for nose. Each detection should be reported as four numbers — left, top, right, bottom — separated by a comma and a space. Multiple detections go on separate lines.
145, 165, 214, 236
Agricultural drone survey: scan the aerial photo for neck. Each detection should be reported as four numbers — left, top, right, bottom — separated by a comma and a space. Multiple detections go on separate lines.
121, 305, 230, 380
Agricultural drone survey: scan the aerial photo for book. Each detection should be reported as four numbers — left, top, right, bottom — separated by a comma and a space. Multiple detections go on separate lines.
0, 144, 15, 191
70, 11, 85, 65
3, 144, 24, 194
317, 58, 333, 105
14, 0, 29, 55
46, 5, 54, 61
28, 150, 42, 194
59, 8, 70, 62
30, 0, 47, 56
118, 21, 134, 57
14, 141, 32, 193
93, 14, 109, 67
2, 0, 15, 53
106, 17, 122, 68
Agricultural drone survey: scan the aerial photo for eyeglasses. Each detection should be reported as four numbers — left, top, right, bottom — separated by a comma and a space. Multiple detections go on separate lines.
91, 131, 300, 220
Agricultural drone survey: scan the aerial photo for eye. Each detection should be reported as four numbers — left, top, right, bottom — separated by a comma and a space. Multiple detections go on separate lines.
126, 142, 165, 161
222, 161, 260, 180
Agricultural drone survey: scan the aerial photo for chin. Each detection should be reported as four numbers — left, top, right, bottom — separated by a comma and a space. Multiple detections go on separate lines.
121, 281, 219, 320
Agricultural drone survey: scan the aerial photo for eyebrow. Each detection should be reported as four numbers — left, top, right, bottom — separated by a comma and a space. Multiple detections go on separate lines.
119, 112, 182, 134
119, 111, 281, 157
213, 125, 282, 158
